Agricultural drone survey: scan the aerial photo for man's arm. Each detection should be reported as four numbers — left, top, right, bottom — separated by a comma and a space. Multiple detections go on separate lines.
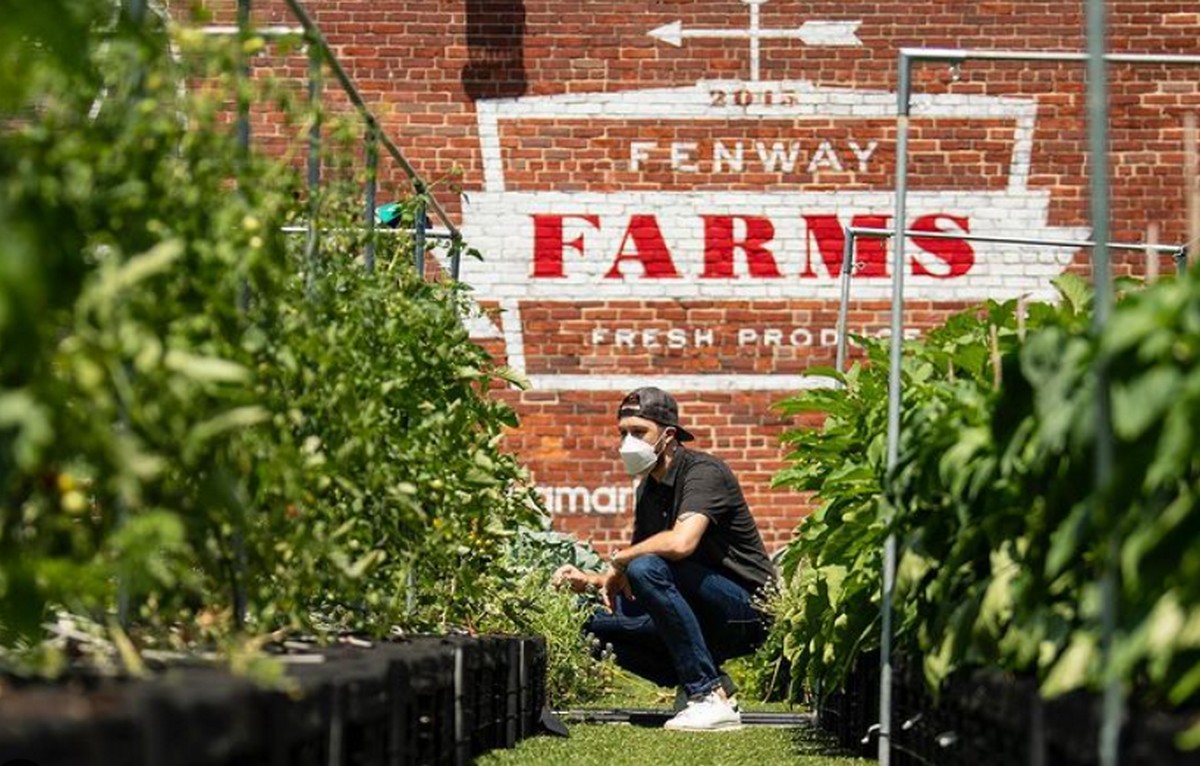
610, 513, 710, 570
597, 514, 709, 611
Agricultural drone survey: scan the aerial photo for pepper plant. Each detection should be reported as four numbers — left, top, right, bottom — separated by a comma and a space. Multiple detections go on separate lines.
772, 269, 1200, 745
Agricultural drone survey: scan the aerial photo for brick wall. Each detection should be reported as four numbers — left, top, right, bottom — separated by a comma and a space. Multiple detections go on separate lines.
181, 0, 1200, 554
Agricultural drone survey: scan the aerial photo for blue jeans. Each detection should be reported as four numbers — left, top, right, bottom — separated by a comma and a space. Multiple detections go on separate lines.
584, 556, 768, 698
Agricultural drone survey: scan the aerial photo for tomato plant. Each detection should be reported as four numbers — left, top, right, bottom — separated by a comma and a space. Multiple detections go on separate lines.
1, 1, 546, 669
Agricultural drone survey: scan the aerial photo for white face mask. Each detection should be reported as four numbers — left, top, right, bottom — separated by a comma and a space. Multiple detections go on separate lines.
619, 431, 669, 477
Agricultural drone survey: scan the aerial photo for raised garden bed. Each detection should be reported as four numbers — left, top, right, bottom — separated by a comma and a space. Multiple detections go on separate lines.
0, 635, 547, 766
816, 654, 1198, 766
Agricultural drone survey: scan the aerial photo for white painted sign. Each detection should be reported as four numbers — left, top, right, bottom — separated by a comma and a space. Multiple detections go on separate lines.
458, 3, 1090, 392
537, 485, 635, 515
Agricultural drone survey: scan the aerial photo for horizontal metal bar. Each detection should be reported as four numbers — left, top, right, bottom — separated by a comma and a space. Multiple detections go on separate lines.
557, 708, 814, 728
280, 0, 460, 240
281, 225, 456, 240
199, 24, 306, 38
902, 47, 1200, 66
848, 226, 1184, 253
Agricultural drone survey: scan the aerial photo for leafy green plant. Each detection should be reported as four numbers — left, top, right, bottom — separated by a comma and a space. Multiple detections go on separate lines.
478, 528, 616, 706
772, 269, 1200, 747
1, 1, 545, 671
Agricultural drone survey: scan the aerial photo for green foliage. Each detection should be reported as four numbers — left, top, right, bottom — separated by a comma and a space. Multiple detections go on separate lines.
0, 1, 542, 664
772, 271, 1200, 735
474, 527, 616, 706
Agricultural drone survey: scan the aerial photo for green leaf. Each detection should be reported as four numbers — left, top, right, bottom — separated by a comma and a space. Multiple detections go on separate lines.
1176, 721, 1200, 752
1041, 631, 1097, 698
163, 350, 252, 384
186, 406, 270, 451
1051, 273, 1092, 316
89, 239, 184, 304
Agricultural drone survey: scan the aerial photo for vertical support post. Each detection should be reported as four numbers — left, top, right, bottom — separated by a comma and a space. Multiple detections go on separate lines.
879, 50, 914, 766
231, 0, 253, 629
235, 0, 253, 316
1175, 246, 1189, 274
236, 0, 252, 162
413, 183, 428, 278
1087, 2, 1120, 765
364, 122, 379, 273
835, 227, 856, 375
1185, 113, 1199, 268
406, 568, 416, 614
1145, 224, 1160, 284
450, 234, 464, 281
231, 531, 248, 629
125, 0, 147, 24
305, 41, 322, 294
117, 0, 151, 631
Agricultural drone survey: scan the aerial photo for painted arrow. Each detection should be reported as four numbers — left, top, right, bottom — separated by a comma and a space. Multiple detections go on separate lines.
649, 0, 862, 82
648, 20, 863, 48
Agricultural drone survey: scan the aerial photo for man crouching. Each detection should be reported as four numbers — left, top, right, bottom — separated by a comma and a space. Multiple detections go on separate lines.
553, 386, 776, 732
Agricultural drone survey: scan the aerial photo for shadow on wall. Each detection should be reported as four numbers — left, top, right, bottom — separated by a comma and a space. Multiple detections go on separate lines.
462, 0, 528, 100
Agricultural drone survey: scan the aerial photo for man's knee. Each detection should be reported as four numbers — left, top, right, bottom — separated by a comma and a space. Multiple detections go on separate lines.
624, 554, 671, 592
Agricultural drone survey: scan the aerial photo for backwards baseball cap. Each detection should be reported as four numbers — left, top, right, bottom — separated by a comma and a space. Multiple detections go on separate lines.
617, 387, 695, 442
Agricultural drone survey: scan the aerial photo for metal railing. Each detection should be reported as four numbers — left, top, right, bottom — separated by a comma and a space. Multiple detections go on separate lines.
833, 227, 1188, 374
201, 0, 466, 280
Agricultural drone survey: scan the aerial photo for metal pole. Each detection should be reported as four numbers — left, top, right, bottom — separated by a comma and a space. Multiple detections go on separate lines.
450, 234, 464, 281
847, 227, 1186, 254
878, 51, 913, 766
117, 0, 147, 627
1085, 1, 1120, 763
879, 45, 1200, 766
281, 225, 456, 240
125, 0, 147, 24
305, 42, 322, 294
835, 227, 855, 375
280, 0, 460, 239
1175, 246, 1189, 274
900, 46, 1200, 66
236, 0, 251, 160
231, 0, 253, 629
414, 186, 428, 278
364, 125, 379, 273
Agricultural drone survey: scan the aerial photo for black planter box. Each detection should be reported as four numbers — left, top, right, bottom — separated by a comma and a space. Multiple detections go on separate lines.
0, 635, 547, 766
817, 653, 1200, 766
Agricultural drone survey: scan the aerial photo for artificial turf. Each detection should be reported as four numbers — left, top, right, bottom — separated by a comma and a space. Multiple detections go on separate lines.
475, 722, 869, 766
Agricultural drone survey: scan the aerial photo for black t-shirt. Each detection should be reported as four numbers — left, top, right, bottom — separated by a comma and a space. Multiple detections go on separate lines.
632, 447, 776, 592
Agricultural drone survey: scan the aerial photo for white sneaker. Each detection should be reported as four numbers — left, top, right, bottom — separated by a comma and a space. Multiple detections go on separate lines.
674, 686, 740, 714
663, 691, 743, 731
676, 681, 739, 715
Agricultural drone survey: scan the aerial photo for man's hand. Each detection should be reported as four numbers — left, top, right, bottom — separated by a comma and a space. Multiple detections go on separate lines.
551, 564, 596, 594
601, 567, 632, 613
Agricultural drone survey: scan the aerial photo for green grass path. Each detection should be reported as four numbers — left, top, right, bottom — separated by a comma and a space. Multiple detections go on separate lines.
477, 723, 869, 766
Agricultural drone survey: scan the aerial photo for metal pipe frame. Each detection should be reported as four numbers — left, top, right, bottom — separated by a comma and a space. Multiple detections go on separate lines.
364, 126, 379, 272
280, 0, 460, 242
304, 42, 322, 295
835, 226, 1186, 376
280, 226, 457, 240
208, 1, 463, 279
234, 0, 251, 165
200, 24, 305, 38
414, 193, 428, 278
899, 46, 1200, 66
882, 43, 1200, 766
449, 235, 464, 281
